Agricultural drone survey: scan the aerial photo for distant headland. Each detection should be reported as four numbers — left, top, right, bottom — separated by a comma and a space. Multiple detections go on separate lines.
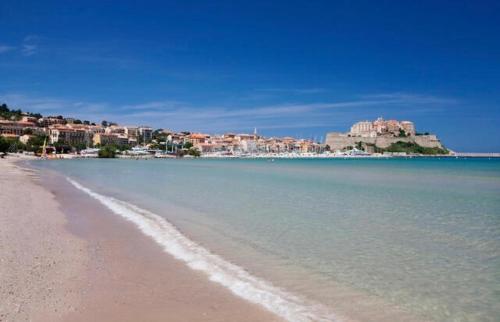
326, 117, 448, 155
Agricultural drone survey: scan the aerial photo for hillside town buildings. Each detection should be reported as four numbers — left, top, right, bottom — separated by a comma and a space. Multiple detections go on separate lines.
0, 110, 326, 155
1, 108, 446, 157
48, 126, 90, 146
0, 120, 40, 136
93, 133, 129, 146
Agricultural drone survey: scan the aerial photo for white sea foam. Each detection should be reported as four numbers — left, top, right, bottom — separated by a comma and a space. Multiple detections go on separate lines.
67, 177, 339, 322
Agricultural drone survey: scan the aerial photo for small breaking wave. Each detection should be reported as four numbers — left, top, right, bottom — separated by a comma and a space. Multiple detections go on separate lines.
67, 177, 339, 322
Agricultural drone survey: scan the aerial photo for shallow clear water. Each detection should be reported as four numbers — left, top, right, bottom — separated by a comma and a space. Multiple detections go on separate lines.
34, 158, 500, 321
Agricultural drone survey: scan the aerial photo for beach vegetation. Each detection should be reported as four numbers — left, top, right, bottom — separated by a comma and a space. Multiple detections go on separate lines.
26, 134, 49, 153
176, 148, 185, 157
174, 146, 200, 157
0, 136, 26, 154
355, 141, 364, 150
151, 132, 171, 151
73, 143, 89, 152
0, 136, 11, 154
98, 145, 117, 158
187, 147, 201, 157
7, 139, 26, 153
148, 141, 164, 151
343, 145, 353, 151
53, 142, 72, 154
118, 144, 131, 151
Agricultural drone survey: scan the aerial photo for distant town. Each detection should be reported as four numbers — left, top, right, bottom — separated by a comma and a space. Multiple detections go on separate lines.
0, 102, 461, 159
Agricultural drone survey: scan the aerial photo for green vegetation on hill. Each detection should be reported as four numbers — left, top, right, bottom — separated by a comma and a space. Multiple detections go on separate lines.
0, 103, 42, 120
386, 141, 448, 155
352, 140, 449, 155
0, 104, 23, 120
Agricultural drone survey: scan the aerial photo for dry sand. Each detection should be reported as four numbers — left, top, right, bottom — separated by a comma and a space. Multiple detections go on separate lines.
0, 158, 281, 322
0, 159, 86, 321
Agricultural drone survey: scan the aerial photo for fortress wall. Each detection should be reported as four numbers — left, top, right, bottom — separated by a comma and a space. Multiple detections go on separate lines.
414, 135, 442, 148
324, 133, 358, 151
325, 133, 443, 151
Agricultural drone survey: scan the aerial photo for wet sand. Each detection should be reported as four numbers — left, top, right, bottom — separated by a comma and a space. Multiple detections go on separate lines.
0, 158, 281, 322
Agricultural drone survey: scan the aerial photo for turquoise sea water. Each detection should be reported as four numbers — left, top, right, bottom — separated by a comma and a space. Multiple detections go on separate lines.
34, 158, 500, 322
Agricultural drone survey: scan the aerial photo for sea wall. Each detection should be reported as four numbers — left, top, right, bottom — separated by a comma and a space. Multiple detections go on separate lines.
325, 133, 443, 151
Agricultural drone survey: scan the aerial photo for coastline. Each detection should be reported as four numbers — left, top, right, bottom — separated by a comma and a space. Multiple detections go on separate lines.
0, 158, 87, 321
0, 158, 281, 322
4, 156, 496, 321
7, 151, 500, 162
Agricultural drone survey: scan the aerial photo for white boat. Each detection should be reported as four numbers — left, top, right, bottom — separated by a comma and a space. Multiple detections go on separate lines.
127, 146, 150, 156
80, 148, 99, 157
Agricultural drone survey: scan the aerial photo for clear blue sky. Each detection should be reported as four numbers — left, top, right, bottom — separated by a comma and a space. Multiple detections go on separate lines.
1, 1, 499, 151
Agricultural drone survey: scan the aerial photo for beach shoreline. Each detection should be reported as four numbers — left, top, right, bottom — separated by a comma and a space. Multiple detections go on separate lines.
0, 157, 281, 322
4, 156, 497, 322
0, 158, 88, 321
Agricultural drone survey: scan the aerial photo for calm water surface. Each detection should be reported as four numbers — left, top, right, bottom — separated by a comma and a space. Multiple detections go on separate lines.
34, 158, 500, 322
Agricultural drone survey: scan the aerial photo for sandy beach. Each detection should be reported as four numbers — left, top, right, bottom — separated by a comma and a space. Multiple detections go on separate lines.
0, 158, 281, 322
